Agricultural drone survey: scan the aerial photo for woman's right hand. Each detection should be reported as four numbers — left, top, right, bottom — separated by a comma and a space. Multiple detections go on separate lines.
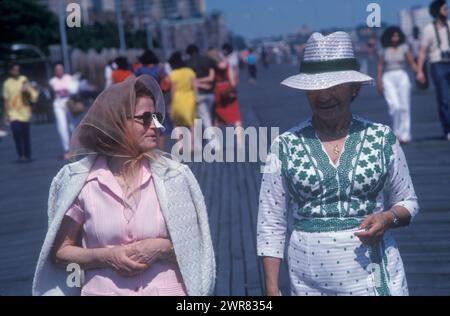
265, 287, 281, 296
262, 257, 282, 296
105, 245, 148, 277
416, 71, 426, 84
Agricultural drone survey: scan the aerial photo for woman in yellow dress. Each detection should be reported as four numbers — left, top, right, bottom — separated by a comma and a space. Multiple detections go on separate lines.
168, 52, 197, 153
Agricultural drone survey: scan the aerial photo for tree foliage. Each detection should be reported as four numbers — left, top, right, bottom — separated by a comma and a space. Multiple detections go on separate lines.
0, 0, 150, 52
0, 0, 59, 51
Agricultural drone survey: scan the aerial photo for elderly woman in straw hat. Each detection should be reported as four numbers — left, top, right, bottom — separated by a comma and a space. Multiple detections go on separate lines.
257, 32, 419, 296
32, 75, 215, 296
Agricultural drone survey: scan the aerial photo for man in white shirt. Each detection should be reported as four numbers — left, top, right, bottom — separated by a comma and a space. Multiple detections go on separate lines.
416, 0, 450, 141
49, 63, 79, 160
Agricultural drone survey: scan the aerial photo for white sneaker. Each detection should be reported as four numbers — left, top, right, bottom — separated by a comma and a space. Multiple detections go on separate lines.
0, 129, 8, 137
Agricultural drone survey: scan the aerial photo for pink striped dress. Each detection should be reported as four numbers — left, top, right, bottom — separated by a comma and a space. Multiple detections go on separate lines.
65, 156, 187, 296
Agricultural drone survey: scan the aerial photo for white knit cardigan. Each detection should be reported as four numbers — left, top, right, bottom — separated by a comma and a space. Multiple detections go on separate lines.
32, 155, 216, 296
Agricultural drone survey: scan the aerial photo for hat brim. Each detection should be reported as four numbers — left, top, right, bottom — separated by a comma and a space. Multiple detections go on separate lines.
281, 70, 374, 90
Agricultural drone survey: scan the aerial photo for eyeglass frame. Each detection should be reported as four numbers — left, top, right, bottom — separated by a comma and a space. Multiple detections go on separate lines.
127, 111, 163, 127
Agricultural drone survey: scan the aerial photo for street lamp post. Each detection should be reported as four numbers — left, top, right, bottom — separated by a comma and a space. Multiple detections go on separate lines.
144, 1, 153, 49
58, 0, 71, 73
115, 0, 127, 52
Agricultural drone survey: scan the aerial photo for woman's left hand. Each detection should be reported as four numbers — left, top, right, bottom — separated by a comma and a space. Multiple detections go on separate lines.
354, 212, 393, 245
125, 238, 176, 267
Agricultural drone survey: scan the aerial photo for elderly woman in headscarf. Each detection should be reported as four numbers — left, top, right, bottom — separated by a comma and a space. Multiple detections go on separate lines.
33, 75, 215, 296
257, 32, 419, 296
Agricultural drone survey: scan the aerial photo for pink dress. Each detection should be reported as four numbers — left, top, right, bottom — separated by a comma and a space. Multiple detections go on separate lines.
65, 156, 187, 296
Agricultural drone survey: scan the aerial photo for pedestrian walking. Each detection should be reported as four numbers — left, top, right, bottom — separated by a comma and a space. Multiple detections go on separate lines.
49, 63, 79, 160
112, 56, 132, 84
416, 0, 450, 141
258, 31, 419, 296
377, 26, 418, 143
168, 52, 197, 153
246, 48, 258, 85
186, 44, 221, 151
2, 63, 38, 162
33, 75, 215, 296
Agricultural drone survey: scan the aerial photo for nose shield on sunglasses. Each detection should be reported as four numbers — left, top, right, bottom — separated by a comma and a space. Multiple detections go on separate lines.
130, 112, 165, 132
152, 113, 165, 132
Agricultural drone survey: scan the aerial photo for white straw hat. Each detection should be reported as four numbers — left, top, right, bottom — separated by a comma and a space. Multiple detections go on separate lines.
281, 31, 373, 90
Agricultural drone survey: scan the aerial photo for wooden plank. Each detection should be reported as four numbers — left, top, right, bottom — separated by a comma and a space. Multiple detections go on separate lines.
215, 162, 231, 295
237, 162, 263, 295
230, 162, 246, 296
244, 162, 267, 294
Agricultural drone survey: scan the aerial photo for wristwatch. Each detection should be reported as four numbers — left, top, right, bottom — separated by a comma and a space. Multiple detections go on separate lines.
389, 209, 400, 227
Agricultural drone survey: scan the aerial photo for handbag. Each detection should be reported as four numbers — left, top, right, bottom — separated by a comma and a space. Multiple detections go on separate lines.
66, 95, 85, 117
218, 85, 237, 107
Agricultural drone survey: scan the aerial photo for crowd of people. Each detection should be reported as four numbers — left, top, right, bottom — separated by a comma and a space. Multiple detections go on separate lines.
2, 0, 447, 165
0, 0, 443, 298
0, 42, 250, 161
1, 62, 96, 162
102, 43, 246, 153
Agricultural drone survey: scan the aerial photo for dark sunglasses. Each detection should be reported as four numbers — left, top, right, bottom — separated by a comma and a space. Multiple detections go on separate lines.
128, 112, 163, 126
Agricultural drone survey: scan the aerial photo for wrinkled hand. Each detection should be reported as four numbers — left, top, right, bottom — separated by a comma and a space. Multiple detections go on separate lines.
125, 238, 176, 266
105, 245, 148, 277
354, 212, 393, 245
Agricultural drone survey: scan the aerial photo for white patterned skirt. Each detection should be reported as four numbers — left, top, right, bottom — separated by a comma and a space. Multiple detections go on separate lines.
287, 227, 409, 296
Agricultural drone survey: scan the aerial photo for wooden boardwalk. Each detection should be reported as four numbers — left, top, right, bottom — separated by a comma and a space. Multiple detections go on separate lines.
1, 64, 449, 295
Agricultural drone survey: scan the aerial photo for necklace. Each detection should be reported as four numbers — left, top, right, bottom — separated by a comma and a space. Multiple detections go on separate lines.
333, 144, 340, 155
323, 141, 342, 155
312, 118, 350, 163
321, 139, 344, 163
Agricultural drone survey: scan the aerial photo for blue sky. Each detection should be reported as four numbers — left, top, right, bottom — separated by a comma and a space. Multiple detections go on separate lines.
205, 0, 433, 39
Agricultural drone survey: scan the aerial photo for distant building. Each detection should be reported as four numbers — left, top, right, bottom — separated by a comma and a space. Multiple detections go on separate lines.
400, 9, 414, 36
37, 0, 227, 56
150, 0, 227, 57
204, 12, 227, 50
400, 6, 433, 37
38, 0, 204, 26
